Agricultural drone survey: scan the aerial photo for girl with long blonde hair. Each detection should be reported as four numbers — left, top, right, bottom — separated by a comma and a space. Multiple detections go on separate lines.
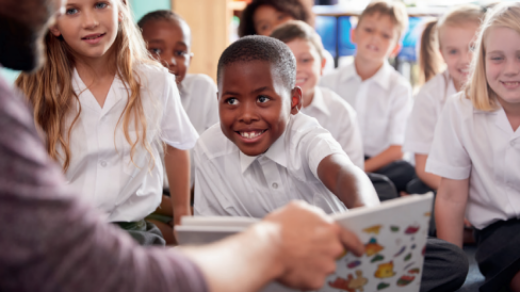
427, 2, 520, 291
16, 0, 198, 245
404, 5, 484, 193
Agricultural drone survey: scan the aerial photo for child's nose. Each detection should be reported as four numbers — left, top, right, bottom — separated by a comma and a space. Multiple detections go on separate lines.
82, 11, 99, 29
239, 102, 258, 123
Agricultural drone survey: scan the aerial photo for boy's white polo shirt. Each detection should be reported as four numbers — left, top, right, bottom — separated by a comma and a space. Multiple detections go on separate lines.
301, 86, 364, 169
64, 64, 199, 222
319, 61, 413, 157
176, 74, 219, 187
193, 113, 350, 217
426, 94, 520, 230
404, 70, 457, 155
178, 74, 218, 135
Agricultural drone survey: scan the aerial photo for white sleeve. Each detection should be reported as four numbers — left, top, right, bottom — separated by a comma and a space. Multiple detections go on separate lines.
404, 88, 438, 154
425, 97, 472, 179
335, 107, 364, 169
305, 128, 349, 179
160, 73, 199, 149
388, 82, 413, 145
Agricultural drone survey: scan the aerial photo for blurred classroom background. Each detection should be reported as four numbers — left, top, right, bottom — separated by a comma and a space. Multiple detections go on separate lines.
0, 0, 507, 88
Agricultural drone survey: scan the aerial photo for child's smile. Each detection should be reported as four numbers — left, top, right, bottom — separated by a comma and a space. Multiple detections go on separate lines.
218, 60, 301, 156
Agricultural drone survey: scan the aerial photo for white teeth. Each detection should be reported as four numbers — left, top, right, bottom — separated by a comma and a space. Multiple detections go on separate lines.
240, 130, 265, 139
504, 81, 520, 86
296, 79, 305, 83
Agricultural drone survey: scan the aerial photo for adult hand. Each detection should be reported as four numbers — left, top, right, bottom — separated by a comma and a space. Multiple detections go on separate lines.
264, 201, 364, 290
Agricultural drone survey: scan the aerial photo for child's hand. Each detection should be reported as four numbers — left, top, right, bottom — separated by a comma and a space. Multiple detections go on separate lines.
263, 201, 364, 290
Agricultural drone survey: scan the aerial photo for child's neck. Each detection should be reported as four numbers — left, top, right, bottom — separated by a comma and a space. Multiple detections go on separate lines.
74, 49, 117, 108
303, 88, 315, 108
499, 98, 520, 132
354, 56, 384, 81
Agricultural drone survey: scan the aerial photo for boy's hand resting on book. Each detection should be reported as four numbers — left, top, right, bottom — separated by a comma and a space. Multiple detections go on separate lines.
179, 201, 364, 292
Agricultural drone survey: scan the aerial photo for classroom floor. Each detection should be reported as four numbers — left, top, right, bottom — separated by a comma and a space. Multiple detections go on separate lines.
456, 245, 485, 292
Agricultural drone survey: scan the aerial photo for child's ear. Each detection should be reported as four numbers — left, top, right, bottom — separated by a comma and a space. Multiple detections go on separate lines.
389, 43, 402, 58
290, 86, 303, 115
351, 28, 357, 44
320, 57, 327, 76
49, 25, 61, 37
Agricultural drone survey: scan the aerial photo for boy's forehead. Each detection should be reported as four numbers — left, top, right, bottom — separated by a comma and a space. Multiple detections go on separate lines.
144, 18, 191, 44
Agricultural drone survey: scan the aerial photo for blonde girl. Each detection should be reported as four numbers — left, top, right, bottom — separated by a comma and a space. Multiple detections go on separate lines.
16, 0, 198, 245
404, 5, 484, 192
427, 3, 520, 291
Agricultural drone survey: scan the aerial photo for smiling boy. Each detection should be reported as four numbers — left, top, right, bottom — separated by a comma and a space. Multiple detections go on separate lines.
320, 0, 415, 195
193, 36, 379, 217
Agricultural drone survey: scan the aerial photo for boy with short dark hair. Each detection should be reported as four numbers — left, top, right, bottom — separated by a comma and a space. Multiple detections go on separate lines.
194, 35, 379, 217
320, 0, 415, 195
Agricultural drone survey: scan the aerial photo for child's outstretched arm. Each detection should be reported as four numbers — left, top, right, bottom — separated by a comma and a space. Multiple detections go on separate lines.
435, 177, 469, 248
164, 145, 191, 226
364, 145, 403, 173
317, 154, 380, 209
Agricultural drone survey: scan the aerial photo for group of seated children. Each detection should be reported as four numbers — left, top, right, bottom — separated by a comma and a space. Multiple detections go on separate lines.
16, 0, 520, 291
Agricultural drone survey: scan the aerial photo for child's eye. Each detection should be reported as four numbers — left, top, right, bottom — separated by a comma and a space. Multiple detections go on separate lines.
149, 48, 162, 55
449, 49, 458, 55
65, 8, 78, 15
382, 33, 391, 39
226, 98, 238, 105
364, 27, 373, 33
257, 95, 270, 103
174, 50, 187, 58
95, 2, 107, 9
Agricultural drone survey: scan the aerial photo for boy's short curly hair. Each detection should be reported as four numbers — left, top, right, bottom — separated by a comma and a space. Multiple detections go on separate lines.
358, 0, 409, 41
238, 0, 310, 37
217, 35, 296, 90
137, 10, 185, 29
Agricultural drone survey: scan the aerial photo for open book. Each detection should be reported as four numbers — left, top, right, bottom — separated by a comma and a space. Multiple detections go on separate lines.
177, 193, 434, 292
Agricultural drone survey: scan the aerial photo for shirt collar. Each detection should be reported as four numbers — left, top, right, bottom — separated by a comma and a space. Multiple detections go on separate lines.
306, 87, 331, 116
239, 125, 288, 173
340, 61, 392, 90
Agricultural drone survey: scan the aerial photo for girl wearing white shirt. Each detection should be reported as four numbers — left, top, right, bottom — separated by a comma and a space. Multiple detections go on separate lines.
427, 3, 520, 291
405, 5, 484, 193
16, 0, 198, 245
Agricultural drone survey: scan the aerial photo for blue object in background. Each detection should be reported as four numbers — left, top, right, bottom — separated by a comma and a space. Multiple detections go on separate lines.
315, 16, 356, 59
398, 17, 424, 62
130, 0, 171, 22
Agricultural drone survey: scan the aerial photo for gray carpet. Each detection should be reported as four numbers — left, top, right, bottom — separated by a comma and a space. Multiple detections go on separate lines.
456, 245, 484, 292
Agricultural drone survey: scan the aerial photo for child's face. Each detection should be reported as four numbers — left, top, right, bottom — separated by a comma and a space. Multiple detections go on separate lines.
49, 0, 119, 61
439, 23, 479, 89
253, 5, 294, 36
485, 26, 520, 107
218, 60, 302, 156
353, 13, 399, 63
286, 38, 324, 105
141, 19, 192, 84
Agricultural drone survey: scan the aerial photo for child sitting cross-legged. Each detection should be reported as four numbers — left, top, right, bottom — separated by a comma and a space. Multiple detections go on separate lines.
194, 35, 470, 292
270, 20, 364, 169
193, 35, 379, 217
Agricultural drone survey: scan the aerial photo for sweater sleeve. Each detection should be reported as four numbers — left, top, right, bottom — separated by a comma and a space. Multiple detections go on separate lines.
0, 78, 208, 292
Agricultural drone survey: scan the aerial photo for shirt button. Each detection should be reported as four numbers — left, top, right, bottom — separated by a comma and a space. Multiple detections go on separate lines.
272, 182, 278, 189
100, 161, 107, 167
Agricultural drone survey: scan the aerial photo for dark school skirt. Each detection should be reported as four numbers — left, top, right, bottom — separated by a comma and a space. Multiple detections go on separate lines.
114, 219, 166, 246
474, 218, 520, 292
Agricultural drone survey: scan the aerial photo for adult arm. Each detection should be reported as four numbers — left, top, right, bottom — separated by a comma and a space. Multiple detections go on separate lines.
435, 177, 469, 248
415, 153, 441, 190
164, 145, 192, 225
318, 153, 379, 208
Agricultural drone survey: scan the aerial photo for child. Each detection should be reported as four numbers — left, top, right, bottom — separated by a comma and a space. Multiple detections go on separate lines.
194, 35, 469, 292
239, 0, 335, 73
270, 20, 364, 169
138, 10, 219, 244
427, 3, 520, 291
320, 0, 414, 195
193, 35, 379, 217
16, 0, 198, 245
404, 5, 484, 193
